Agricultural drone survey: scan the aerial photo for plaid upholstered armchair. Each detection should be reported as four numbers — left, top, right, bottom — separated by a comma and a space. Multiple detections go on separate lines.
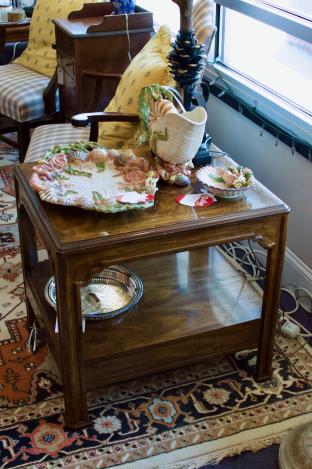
24, 0, 216, 163
0, 0, 100, 162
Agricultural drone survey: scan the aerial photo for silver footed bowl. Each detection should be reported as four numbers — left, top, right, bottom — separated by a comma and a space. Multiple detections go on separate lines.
45, 265, 143, 321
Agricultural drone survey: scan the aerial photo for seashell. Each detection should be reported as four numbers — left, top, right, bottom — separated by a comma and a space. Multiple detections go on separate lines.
39, 188, 59, 204
67, 150, 89, 161
88, 148, 108, 163
119, 148, 136, 160
172, 174, 191, 186
30, 172, 47, 192
107, 149, 120, 158
148, 100, 178, 128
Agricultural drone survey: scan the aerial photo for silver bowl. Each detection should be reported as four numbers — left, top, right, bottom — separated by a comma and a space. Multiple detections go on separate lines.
203, 185, 245, 200
45, 265, 143, 320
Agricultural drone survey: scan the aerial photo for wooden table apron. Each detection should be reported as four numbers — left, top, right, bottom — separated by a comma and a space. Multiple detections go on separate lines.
14, 163, 289, 429
0, 20, 30, 55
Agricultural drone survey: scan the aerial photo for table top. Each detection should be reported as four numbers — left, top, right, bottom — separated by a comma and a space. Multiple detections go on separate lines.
15, 148, 289, 250
53, 4, 152, 38
0, 18, 30, 27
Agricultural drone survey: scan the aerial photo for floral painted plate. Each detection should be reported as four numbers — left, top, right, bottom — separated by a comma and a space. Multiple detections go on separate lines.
196, 164, 254, 200
30, 143, 159, 213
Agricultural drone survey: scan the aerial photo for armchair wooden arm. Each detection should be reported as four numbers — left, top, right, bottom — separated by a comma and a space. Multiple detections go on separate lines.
71, 111, 139, 142
43, 69, 59, 115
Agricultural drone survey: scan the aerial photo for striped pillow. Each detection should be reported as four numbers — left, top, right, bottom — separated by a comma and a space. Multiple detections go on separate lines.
193, 0, 216, 50
25, 124, 91, 162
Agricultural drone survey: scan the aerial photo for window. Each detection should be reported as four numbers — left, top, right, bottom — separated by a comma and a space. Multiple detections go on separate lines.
211, 0, 312, 142
138, 0, 311, 143
257, 0, 312, 20
137, 0, 180, 34
221, 9, 312, 113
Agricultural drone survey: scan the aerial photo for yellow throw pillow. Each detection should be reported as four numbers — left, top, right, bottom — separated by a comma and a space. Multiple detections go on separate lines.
15, 0, 100, 77
98, 26, 175, 149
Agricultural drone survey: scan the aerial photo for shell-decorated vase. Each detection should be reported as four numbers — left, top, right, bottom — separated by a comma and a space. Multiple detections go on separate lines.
148, 99, 207, 166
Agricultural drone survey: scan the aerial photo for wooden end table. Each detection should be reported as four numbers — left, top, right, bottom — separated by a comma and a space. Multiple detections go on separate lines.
0, 19, 30, 55
14, 152, 289, 429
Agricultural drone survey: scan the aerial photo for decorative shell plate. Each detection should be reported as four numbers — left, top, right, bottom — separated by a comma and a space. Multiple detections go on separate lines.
30, 143, 159, 213
197, 165, 254, 200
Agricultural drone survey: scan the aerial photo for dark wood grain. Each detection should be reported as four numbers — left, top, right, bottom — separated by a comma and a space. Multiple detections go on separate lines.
0, 20, 30, 55
85, 320, 261, 389
53, 8, 154, 117
16, 150, 289, 251
256, 214, 288, 380
14, 150, 290, 428
68, 2, 113, 20
24, 248, 262, 390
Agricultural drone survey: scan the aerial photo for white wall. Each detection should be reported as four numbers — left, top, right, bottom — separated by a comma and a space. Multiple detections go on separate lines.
207, 95, 312, 287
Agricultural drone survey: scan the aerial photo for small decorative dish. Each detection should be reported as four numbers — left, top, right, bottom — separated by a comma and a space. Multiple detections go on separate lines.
44, 265, 144, 321
196, 164, 254, 200
30, 142, 159, 213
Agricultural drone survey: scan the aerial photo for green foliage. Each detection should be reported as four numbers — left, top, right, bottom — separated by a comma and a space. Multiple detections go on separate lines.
63, 190, 79, 196
150, 128, 168, 154
210, 175, 226, 184
96, 162, 106, 172
134, 85, 175, 146
65, 165, 92, 178
43, 141, 106, 161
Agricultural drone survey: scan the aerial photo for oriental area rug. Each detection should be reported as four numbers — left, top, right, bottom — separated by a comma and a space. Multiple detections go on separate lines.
0, 141, 312, 469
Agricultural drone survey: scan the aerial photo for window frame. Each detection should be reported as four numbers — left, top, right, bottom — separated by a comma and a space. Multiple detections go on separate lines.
206, 0, 312, 145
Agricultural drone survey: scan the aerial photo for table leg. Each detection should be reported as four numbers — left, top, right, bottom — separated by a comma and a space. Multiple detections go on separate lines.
255, 215, 288, 381
15, 192, 38, 328
54, 257, 88, 429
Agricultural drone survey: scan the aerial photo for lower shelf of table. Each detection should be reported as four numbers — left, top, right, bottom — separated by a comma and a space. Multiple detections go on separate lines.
26, 246, 263, 389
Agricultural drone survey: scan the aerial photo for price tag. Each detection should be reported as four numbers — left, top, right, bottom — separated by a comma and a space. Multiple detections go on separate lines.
176, 193, 216, 207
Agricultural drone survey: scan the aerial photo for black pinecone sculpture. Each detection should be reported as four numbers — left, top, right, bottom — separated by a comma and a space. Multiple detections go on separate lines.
168, 30, 207, 110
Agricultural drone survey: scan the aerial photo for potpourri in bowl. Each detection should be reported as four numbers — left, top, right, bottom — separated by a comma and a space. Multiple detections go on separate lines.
197, 164, 254, 200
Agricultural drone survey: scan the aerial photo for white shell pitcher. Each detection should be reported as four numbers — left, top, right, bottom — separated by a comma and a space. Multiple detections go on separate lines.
148, 95, 207, 166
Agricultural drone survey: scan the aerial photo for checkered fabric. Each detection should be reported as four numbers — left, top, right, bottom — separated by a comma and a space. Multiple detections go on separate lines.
193, 0, 216, 47
0, 63, 59, 122
25, 124, 91, 162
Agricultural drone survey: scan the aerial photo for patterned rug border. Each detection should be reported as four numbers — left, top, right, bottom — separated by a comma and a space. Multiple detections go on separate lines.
15, 412, 312, 469
108, 412, 312, 469
2, 335, 312, 469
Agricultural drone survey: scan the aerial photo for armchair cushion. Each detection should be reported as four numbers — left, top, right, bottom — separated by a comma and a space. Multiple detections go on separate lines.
14, 0, 100, 78
0, 63, 59, 122
98, 25, 175, 149
25, 123, 91, 162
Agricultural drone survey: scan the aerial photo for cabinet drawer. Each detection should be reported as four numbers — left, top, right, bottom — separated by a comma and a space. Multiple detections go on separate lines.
55, 28, 73, 56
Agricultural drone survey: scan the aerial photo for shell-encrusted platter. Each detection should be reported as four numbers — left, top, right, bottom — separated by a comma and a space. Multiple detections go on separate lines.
30, 143, 159, 213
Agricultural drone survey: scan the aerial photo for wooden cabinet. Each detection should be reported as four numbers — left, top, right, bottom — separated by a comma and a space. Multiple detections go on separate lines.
53, 3, 154, 118
0, 19, 30, 56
